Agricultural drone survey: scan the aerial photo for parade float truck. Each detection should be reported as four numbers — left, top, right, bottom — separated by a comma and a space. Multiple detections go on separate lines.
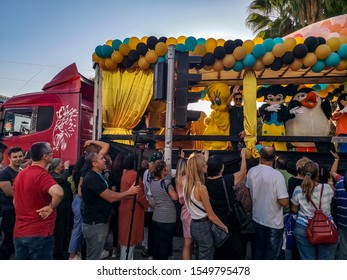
0, 63, 94, 165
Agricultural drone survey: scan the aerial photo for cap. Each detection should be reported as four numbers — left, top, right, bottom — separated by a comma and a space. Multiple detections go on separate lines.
149, 152, 163, 163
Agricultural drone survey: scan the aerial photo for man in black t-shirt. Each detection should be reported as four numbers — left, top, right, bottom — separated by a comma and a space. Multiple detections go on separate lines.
0, 146, 23, 259
227, 85, 245, 151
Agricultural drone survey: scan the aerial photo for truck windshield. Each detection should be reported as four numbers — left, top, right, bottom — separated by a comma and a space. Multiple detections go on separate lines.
3, 109, 33, 136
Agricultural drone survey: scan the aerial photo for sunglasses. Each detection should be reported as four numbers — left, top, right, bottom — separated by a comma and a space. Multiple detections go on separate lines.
235, 98, 242, 101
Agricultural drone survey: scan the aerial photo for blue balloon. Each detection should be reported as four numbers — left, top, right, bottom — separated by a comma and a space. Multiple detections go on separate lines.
95, 45, 104, 57
101, 45, 113, 57
197, 38, 206, 44
311, 60, 325, 73
312, 84, 321, 92
185, 36, 197, 51
252, 44, 266, 58
243, 54, 256, 67
263, 38, 275, 52
338, 44, 347, 59
157, 56, 166, 63
176, 43, 187, 52
325, 52, 340, 67
273, 37, 284, 45
123, 37, 130, 44
224, 67, 233, 71
233, 60, 244, 72
112, 39, 122, 51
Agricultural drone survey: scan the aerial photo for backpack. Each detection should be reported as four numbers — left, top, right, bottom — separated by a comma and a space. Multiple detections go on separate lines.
306, 184, 338, 245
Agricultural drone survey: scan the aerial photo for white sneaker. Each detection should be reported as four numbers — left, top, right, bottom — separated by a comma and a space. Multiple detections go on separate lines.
101, 250, 110, 259
69, 254, 81, 260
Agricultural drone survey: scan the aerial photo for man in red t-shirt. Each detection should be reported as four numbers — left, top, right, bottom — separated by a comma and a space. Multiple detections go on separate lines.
13, 142, 63, 260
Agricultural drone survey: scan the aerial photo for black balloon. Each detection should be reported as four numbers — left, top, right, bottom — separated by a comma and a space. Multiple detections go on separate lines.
282, 51, 295, 65
234, 39, 243, 47
203, 52, 215, 66
136, 42, 148, 55
147, 36, 158, 50
214, 46, 227, 59
158, 36, 167, 43
293, 44, 308, 58
224, 40, 236, 54
304, 36, 319, 52
122, 57, 133, 68
128, 50, 140, 62
318, 37, 326, 45
270, 57, 283, 71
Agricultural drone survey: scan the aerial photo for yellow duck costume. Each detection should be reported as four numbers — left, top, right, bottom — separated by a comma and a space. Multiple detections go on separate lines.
203, 82, 230, 150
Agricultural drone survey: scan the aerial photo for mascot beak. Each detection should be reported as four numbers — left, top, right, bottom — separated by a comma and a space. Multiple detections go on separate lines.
301, 91, 317, 108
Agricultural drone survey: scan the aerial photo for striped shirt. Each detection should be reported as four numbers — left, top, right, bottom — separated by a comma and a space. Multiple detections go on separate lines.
334, 177, 347, 229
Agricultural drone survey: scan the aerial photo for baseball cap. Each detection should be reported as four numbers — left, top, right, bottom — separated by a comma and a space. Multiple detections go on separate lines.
149, 152, 163, 162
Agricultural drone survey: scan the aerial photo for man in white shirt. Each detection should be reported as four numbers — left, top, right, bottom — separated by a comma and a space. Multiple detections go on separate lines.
246, 146, 289, 259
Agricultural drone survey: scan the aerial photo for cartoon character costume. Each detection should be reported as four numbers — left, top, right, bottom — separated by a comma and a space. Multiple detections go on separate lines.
331, 89, 347, 152
286, 86, 332, 152
257, 85, 294, 151
203, 82, 230, 150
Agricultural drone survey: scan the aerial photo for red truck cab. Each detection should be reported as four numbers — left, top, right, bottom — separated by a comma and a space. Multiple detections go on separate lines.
0, 63, 94, 165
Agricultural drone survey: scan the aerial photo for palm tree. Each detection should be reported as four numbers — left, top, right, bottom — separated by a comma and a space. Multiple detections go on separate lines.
246, 0, 347, 38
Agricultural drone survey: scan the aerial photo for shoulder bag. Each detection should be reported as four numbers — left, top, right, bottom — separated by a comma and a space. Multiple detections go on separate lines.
306, 184, 338, 245
222, 178, 252, 230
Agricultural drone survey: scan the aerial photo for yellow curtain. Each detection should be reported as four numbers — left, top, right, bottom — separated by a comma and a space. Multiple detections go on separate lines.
243, 71, 259, 158
102, 68, 154, 144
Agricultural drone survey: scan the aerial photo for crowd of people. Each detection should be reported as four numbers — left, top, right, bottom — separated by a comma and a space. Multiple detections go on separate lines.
0, 137, 346, 260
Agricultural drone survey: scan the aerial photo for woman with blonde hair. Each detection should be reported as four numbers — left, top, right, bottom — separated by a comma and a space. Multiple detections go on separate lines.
175, 157, 192, 259
184, 153, 228, 260
291, 161, 337, 259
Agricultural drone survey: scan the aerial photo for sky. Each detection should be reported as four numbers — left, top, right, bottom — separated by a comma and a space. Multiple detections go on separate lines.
0, 0, 254, 105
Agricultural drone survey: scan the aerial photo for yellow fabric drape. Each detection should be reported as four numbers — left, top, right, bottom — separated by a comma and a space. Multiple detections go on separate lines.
102, 68, 154, 144
243, 71, 259, 158
192, 112, 207, 150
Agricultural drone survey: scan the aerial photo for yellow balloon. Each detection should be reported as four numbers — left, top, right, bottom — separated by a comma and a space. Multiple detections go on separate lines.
326, 37, 341, 52
272, 43, 287, 57
326, 84, 336, 93
233, 46, 247, 60
318, 89, 328, 98
336, 59, 347, 71
105, 58, 117, 70
138, 56, 150, 69
315, 44, 331, 60
223, 54, 235, 68
155, 42, 168, 56
140, 36, 148, 43
92, 52, 101, 63
111, 51, 124, 64
106, 39, 113, 46
177, 35, 186, 44
243, 40, 255, 54
261, 52, 275, 65
217, 38, 225, 46
253, 37, 264, 45
289, 59, 303, 71
295, 36, 304, 44
206, 38, 217, 52
145, 50, 158, 63
193, 44, 207, 56
303, 52, 317, 67
253, 59, 264, 71
166, 37, 177, 46
129, 37, 140, 50
119, 44, 131, 56
213, 60, 224, 72
284, 37, 297, 51
339, 36, 347, 45
99, 59, 106, 70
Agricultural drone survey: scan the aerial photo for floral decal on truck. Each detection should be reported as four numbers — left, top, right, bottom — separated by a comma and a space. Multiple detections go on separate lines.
53, 105, 78, 151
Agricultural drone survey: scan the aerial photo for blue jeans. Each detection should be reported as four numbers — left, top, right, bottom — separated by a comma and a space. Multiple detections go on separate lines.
82, 222, 108, 260
294, 223, 337, 260
152, 221, 175, 260
190, 219, 214, 260
251, 221, 283, 260
14, 235, 54, 260
68, 196, 83, 253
